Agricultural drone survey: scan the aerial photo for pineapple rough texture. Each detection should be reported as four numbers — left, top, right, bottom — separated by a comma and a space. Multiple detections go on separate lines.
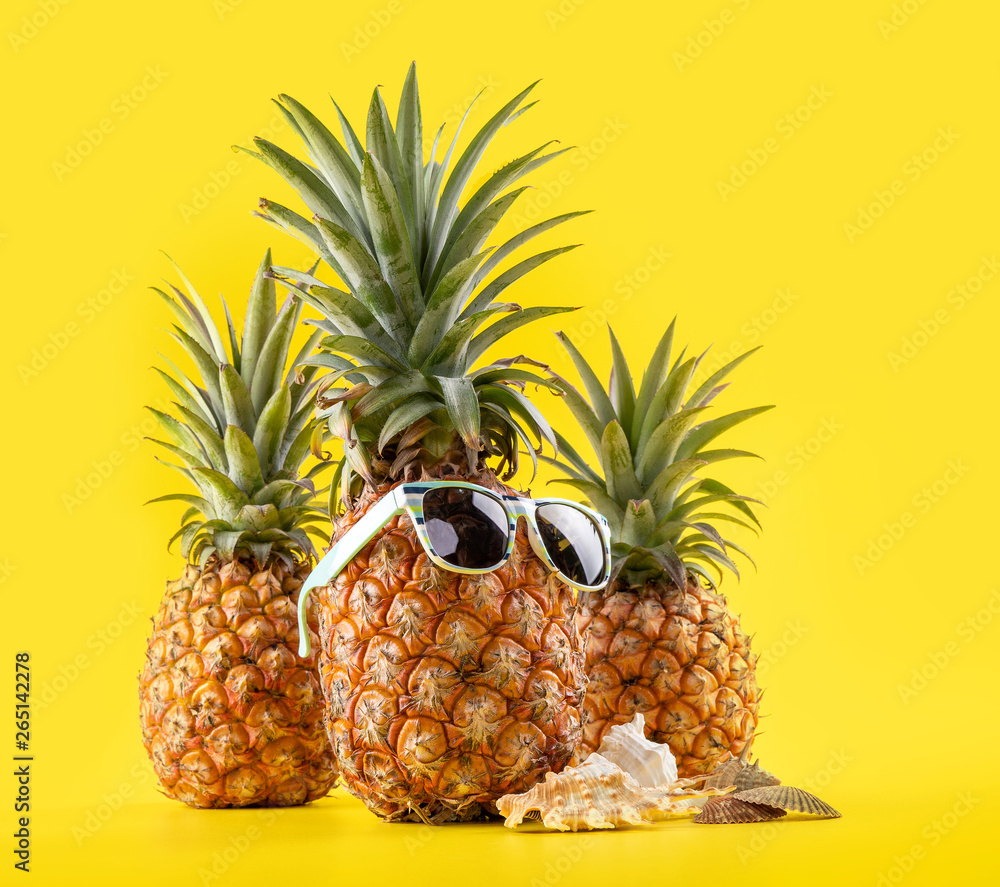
549, 322, 773, 775
318, 479, 584, 821
253, 63, 589, 820
139, 256, 337, 807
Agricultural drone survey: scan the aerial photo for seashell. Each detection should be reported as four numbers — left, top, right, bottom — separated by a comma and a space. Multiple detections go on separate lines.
704, 757, 745, 791
704, 737, 780, 791
694, 796, 787, 824
734, 785, 841, 819
733, 760, 781, 791
596, 713, 678, 787
496, 754, 726, 832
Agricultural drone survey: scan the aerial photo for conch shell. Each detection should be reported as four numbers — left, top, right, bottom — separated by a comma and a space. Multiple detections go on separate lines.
596, 713, 678, 787
496, 754, 724, 832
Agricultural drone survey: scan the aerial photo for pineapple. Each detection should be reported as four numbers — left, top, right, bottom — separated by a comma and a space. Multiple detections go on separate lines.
248, 64, 589, 822
548, 321, 773, 776
138, 253, 337, 807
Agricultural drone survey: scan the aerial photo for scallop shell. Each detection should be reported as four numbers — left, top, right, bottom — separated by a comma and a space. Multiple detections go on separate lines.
496, 754, 725, 832
734, 785, 841, 819
694, 796, 787, 824
596, 713, 678, 787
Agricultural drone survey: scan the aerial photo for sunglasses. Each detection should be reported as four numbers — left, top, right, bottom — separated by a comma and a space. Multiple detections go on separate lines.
296, 481, 611, 657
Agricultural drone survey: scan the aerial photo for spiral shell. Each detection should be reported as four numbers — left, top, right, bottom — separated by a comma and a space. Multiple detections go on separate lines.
733, 760, 781, 791
704, 741, 780, 791
694, 796, 787, 824
596, 713, 678, 788
496, 754, 724, 832
734, 785, 841, 819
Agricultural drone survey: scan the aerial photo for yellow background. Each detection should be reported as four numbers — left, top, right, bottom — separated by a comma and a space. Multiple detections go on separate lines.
2, 0, 997, 883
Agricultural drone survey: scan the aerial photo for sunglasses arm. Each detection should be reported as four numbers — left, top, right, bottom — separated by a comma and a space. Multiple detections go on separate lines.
295, 490, 403, 658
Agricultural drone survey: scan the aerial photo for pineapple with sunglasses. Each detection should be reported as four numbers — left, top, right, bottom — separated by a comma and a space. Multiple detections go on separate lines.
250, 65, 598, 821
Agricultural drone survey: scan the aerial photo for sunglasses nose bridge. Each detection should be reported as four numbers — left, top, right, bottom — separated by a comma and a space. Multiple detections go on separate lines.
519, 512, 558, 571
510, 513, 533, 554
510, 504, 543, 540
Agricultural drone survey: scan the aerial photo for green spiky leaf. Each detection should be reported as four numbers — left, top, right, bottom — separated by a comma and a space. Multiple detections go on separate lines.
549, 321, 771, 591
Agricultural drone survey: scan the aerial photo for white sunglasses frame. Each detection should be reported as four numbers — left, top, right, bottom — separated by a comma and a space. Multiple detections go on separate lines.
296, 481, 611, 657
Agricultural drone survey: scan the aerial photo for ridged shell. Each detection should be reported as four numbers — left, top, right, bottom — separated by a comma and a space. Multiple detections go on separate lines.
694, 797, 787, 824
733, 761, 781, 791
704, 741, 780, 791
734, 785, 841, 818
496, 754, 724, 832
596, 713, 678, 787
704, 759, 743, 790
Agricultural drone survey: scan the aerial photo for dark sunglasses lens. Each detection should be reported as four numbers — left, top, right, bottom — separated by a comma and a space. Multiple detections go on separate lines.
422, 487, 509, 570
535, 504, 606, 587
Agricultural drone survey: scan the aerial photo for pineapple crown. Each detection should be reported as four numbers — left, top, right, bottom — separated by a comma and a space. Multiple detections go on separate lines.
547, 320, 774, 592
243, 62, 588, 508
147, 252, 329, 568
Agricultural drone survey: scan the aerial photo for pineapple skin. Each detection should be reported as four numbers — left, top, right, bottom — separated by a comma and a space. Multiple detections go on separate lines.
139, 557, 337, 807
572, 580, 760, 776
316, 476, 586, 822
